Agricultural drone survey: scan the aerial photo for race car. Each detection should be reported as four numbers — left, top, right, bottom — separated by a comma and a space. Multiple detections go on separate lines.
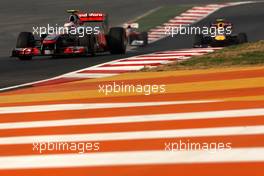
11, 10, 127, 60
124, 23, 148, 46
193, 18, 248, 47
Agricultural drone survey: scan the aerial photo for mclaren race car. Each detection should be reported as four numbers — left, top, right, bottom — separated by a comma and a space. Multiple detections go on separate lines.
124, 23, 148, 46
193, 19, 248, 48
12, 10, 127, 60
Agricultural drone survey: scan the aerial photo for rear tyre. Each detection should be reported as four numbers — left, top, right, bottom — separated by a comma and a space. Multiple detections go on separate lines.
16, 32, 35, 60
141, 32, 148, 46
108, 27, 127, 54
193, 34, 204, 47
238, 33, 248, 44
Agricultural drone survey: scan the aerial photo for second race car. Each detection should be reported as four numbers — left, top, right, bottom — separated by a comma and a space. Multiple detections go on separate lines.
124, 23, 148, 46
193, 18, 248, 48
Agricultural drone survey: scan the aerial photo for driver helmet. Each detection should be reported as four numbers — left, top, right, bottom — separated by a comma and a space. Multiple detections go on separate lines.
64, 21, 77, 32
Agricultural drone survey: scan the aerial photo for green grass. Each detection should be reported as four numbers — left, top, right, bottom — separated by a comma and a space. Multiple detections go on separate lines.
142, 40, 264, 71
135, 5, 193, 32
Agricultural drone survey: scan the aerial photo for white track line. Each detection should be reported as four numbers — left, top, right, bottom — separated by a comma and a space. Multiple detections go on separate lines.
163, 23, 187, 26
206, 4, 227, 8
63, 73, 118, 79
1, 148, 263, 169
192, 7, 218, 10
127, 7, 162, 23
186, 10, 212, 13
169, 19, 196, 23
0, 125, 264, 145
122, 56, 190, 60
148, 34, 163, 38
0, 108, 263, 130
148, 29, 167, 32
148, 31, 167, 35
159, 49, 221, 52
89, 66, 145, 70
174, 16, 200, 20
140, 53, 204, 56
109, 61, 172, 65
181, 13, 206, 17
120, 59, 176, 62
0, 100, 217, 114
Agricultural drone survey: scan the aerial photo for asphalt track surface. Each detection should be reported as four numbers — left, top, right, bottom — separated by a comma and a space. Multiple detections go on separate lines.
0, 0, 263, 88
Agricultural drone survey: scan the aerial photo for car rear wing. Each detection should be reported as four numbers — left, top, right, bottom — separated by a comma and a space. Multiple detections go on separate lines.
77, 12, 106, 22
123, 23, 139, 29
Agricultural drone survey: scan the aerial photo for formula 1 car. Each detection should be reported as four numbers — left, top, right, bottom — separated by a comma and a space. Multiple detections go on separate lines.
193, 18, 248, 48
12, 10, 127, 60
124, 23, 148, 46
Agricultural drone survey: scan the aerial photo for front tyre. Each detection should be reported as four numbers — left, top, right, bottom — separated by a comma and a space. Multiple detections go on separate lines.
16, 32, 35, 48
16, 32, 34, 60
238, 33, 248, 44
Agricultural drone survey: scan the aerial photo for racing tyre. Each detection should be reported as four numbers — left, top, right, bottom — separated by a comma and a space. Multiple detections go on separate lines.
193, 34, 204, 48
16, 32, 35, 48
16, 32, 35, 60
79, 34, 97, 56
142, 32, 148, 46
238, 33, 248, 44
108, 27, 127, 54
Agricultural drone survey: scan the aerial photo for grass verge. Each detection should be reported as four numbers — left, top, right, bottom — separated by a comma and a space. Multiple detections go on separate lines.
142, 40, 264, 71
135, 5, 193, 32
